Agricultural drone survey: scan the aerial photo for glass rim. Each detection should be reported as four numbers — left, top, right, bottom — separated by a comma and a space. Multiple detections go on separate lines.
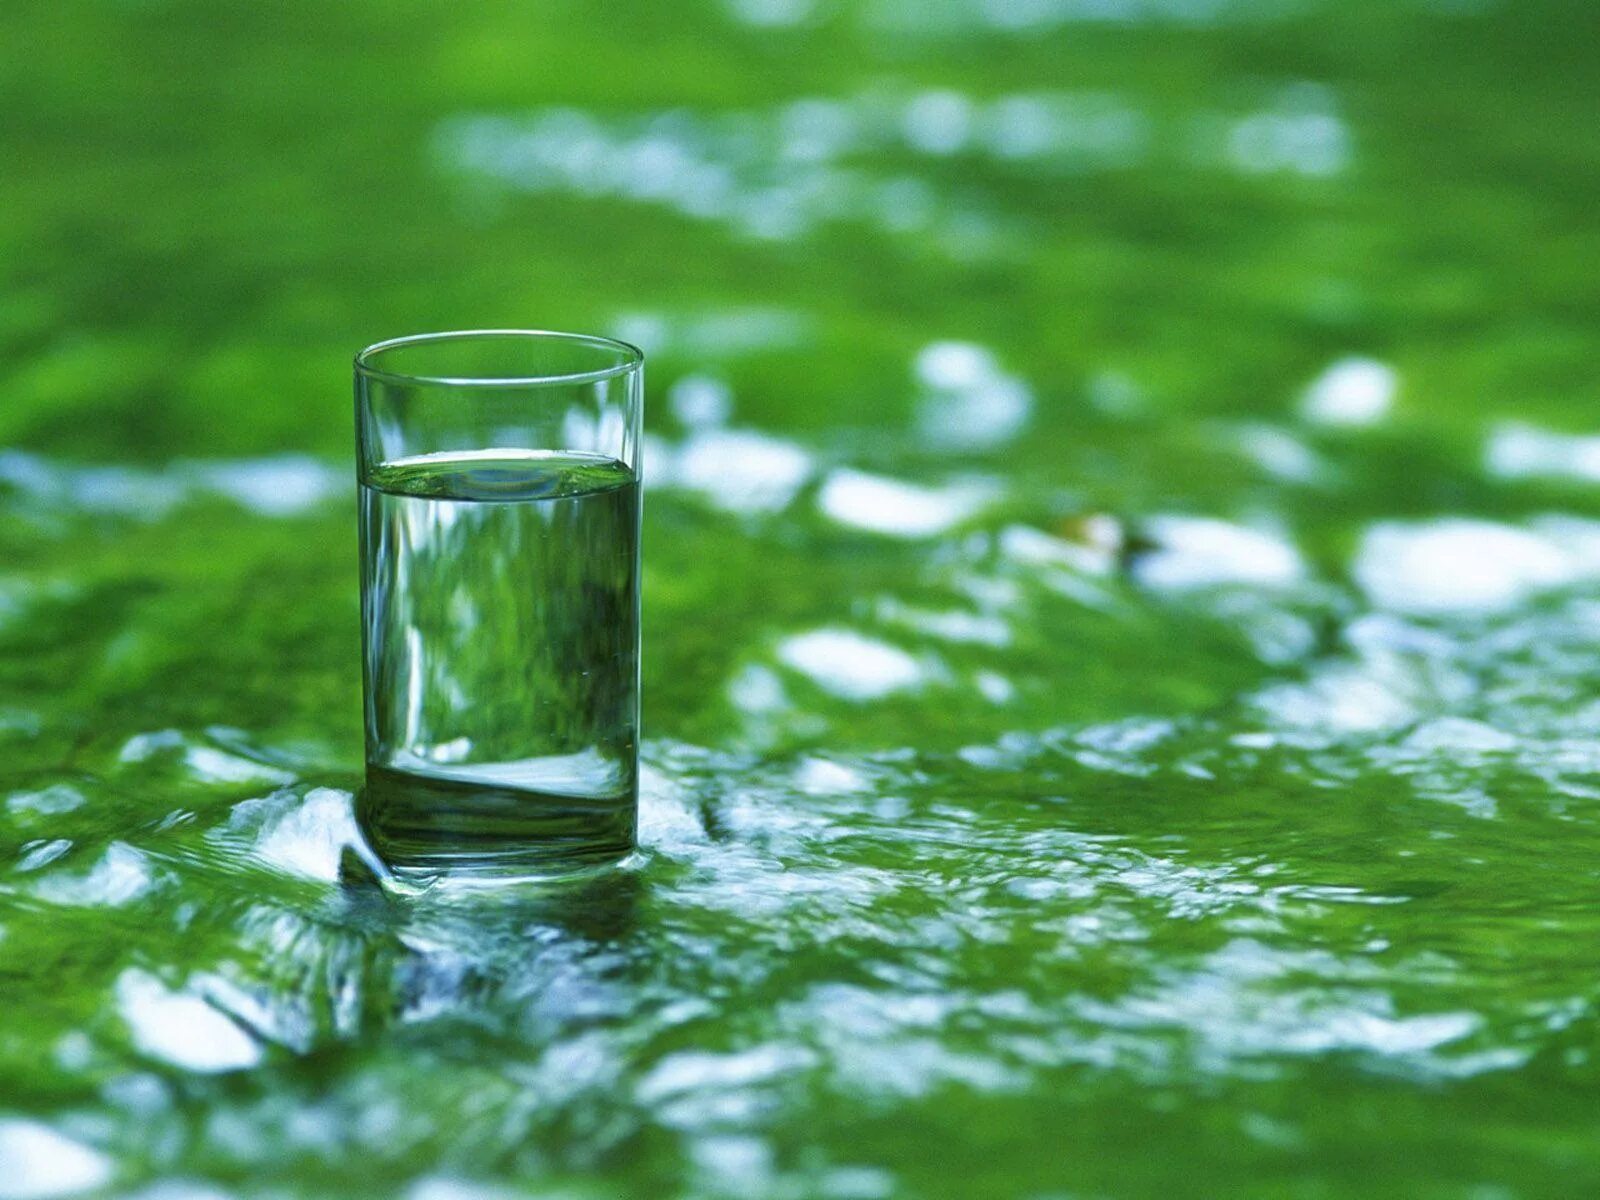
354, 329, 644, 389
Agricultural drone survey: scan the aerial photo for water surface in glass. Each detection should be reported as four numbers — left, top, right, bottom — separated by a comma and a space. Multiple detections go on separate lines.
360, 449, 641, 881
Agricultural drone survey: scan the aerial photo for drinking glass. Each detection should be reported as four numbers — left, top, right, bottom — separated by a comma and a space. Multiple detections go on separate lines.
354, 330, 643, 885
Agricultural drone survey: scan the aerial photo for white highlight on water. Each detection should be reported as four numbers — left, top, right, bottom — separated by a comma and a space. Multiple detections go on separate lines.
777, 629, 924, 700
675, 429, 812, 513
0, 451, 339, 521
914, 340, 1033, 449
0, 1121, 114, 1200
116, 968, 262, 1074
1000, 524, 1118, 576
31, 842, 154, 908
818, 470, 994, 537
118, 731, 295, 787
1353, 517, 1600, 615
1299, 357, 1397, 427
1485, 422, 1600, 483
668, 374, 735, 428
1135, 516, 1306, 590
219, 787, 378, 884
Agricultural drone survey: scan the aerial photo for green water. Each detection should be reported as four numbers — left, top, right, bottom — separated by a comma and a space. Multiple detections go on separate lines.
360, 452, 640, 882
3, 0, 1600, 1196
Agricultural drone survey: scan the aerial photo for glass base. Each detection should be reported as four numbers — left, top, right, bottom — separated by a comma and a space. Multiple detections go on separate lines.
358, 762, 636, 890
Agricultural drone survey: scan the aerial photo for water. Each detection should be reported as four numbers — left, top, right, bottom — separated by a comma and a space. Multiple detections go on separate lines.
8, 1, 1600, 1195
358, 450, 640, 881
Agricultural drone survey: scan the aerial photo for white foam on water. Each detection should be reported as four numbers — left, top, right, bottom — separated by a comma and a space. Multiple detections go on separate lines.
1299, 357, 1396, 427
115, 969, 262, 1074
818, 470, 994, 538
638, 760, 712, 855
224, 787, 377, 883
777, 629, 924, 700
1134, 516, 1306, 591
0, 1120, 114, 1199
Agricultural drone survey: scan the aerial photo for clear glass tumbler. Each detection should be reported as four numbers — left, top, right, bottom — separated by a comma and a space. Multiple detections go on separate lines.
354, 330, 643, 885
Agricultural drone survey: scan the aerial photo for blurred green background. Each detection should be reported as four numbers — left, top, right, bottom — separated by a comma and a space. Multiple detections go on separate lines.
4, 1, 1600, 1197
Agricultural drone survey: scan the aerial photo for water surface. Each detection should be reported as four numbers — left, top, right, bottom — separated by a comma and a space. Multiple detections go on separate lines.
3, 0, 1600, 1196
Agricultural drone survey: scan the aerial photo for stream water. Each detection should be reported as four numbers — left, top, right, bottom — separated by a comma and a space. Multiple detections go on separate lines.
3, 1, 1600, 1196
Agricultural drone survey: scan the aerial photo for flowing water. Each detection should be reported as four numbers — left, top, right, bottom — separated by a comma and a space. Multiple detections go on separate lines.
359, 451, 641, 881
4, 0, 1600, 1197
